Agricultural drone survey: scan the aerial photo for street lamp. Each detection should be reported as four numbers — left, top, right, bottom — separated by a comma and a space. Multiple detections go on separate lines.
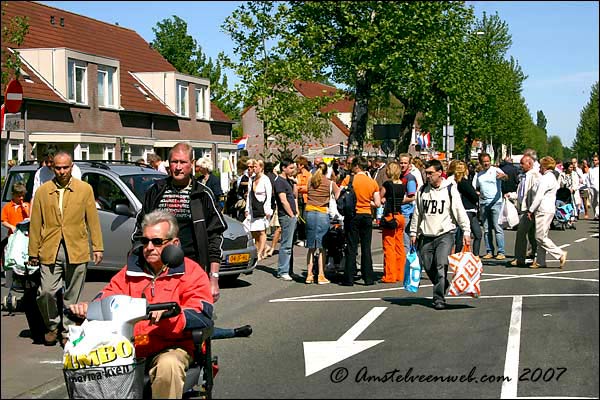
266, 135, 276, 161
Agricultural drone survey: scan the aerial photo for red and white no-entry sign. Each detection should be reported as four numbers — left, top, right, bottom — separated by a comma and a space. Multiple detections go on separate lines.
4, 78, 23, 113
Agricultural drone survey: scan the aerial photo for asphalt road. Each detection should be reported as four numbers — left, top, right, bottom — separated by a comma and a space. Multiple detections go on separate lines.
1, 219, 598, 399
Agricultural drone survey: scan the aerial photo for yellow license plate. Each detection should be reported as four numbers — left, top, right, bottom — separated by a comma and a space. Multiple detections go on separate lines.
228, 254, 250, 264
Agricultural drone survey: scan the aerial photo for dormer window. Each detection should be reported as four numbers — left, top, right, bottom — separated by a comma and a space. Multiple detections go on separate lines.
177, 80, 188, 117
68, 59, 87, 104
196, 86, 208, 120
98, 65, 116, 107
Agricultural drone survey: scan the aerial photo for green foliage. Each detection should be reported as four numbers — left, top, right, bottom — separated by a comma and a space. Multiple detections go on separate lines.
546, 135, 564, 161
573, 81, 599, 160
1, 3, 29, 86
220, 1, 343, 159
536, 110, 547, 132
151, 16, 240, 119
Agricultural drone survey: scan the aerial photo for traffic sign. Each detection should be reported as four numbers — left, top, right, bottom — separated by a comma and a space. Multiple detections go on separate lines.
4, 78, 23, 113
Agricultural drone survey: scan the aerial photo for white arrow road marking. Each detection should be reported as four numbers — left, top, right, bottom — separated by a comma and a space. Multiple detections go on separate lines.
303, 307, 386, 377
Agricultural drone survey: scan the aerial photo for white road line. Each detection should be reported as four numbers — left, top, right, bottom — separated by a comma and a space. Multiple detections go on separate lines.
501, 296, 522, 399
525, 275, 598, 283
274, 293, 599, 302
39, 360, 63, 364
270, 269, 599, 302
574, 238, 587, 243
559, 244, 571, 248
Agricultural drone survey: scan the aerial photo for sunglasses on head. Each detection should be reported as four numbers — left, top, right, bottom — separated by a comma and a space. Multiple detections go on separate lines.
140, 237, 172, 246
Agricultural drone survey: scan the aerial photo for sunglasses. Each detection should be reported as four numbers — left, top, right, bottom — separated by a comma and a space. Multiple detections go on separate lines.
140, 237, 172, 246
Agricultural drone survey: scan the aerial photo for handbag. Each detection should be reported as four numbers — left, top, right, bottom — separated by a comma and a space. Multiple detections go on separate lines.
403, 245, 421, 292
328, 181, 342, 220
4, 227, 37, 275
447, 245, 483, 298
379, 182, 398, 230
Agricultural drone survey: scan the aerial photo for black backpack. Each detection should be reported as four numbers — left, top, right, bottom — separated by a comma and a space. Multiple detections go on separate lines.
336, 175, 357, 218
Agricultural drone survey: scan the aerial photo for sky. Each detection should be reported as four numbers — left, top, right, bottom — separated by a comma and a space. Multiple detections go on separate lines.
40, 1, 599, 147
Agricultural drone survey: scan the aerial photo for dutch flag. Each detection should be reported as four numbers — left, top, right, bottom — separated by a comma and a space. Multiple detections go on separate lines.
233, 136, 248, 150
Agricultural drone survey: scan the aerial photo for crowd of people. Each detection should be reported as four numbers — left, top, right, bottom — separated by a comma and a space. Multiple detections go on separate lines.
1, 144, 599, 395
219, 149, 599, 308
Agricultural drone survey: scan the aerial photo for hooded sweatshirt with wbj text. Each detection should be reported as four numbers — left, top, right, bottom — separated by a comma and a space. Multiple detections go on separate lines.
410, 179, 471, 238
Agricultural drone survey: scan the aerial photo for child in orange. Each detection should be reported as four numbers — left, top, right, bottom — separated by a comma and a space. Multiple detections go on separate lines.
1, 182, 30, 235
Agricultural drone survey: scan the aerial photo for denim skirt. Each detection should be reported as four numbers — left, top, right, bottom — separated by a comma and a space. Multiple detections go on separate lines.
305, 210, 330, 248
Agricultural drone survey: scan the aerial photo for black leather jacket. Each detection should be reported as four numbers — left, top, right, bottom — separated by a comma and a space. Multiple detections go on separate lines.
132, 177, 228, 270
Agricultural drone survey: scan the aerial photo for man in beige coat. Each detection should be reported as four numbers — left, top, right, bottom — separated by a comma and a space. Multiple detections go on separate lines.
28, 152, 103, 346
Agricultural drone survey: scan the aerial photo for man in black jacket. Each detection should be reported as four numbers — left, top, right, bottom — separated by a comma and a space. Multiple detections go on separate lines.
133, 142, 227, 300
500, 157, 520, 198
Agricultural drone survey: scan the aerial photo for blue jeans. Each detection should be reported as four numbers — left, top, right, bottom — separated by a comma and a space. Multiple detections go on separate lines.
480, 200, 505, 255
277, 214, 297, 276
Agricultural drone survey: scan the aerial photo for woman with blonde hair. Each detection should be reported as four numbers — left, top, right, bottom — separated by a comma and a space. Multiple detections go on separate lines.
304, 162, 340, 284
527, 156, 568, 268
378, 161, 406, 283
245, 159, 273, 261
454, 161, 482, 255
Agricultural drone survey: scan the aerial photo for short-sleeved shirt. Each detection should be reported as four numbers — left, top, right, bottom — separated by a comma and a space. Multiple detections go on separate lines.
400, 170, 417, 217
341, 172, 379, 215
473, 166, 502, 205
1, 200, 30, 235
274, 176, 297, 217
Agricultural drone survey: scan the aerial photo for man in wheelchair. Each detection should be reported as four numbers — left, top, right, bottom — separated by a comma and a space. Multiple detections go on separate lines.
69, 210, 214, 399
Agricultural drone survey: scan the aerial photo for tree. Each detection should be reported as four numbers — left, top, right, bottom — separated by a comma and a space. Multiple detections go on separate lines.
220, 1, 342, 159
546, 135, 564, 161
1, 2, 29, 85
287, 2, 475, 154
536, 110, 547, 132
573, 81, 599, 160
151, 16, 239, 118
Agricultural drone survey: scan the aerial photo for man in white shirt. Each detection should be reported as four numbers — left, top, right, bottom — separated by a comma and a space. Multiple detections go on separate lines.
588, 154, 599, 220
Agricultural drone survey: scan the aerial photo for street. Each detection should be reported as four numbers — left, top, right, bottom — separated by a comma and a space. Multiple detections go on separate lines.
1, 220, 598, 399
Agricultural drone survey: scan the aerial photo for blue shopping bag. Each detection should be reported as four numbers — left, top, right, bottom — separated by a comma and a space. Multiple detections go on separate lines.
403, 245, 421, 293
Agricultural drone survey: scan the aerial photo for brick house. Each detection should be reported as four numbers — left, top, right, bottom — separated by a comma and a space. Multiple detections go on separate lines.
1, 1, 238, 171
241, 79, 354, 160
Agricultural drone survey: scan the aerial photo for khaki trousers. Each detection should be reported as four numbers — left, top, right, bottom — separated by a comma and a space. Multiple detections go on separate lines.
37, 243, 87, 334
148, 347, 192, 399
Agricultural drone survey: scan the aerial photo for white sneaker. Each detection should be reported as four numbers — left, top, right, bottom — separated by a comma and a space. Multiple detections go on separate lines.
279, 273, 293, 281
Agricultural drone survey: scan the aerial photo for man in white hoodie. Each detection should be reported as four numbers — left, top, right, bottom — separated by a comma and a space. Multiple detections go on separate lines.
410, 159, 471, 310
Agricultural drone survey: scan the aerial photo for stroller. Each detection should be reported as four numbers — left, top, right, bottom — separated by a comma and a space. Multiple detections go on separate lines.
322, 220, 346, 276
2, 221, 46, 343
552, 187, 577, 230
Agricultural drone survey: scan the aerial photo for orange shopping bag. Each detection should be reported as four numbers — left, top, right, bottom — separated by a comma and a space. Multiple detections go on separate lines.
447, 246, 482, 298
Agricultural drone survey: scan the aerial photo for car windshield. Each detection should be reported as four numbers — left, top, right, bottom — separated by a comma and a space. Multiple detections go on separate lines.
120, 173, 166, 202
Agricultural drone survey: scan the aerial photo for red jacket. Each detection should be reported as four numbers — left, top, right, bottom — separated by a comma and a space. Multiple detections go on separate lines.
94, 250, 213, 358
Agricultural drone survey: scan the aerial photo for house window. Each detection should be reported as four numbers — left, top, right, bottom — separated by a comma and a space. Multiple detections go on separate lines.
98, 66, 116, 107
177, 80, 188, 117
196, 86, 208, 119
104, 145, 115, 160
75, 144, 90, 161
68, 59, 87, 104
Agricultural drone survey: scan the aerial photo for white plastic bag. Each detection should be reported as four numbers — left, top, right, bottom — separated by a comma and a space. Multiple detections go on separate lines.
498, 198, 519, 229
3, 229, 36, 274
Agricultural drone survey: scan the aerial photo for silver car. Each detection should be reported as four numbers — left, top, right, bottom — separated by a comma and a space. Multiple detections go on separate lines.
1, 161, 257, 281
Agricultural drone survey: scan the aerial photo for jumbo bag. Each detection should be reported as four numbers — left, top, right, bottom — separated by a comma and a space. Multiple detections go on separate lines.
403, 245, 421, 293
447, 246, 483, 298
63, 322, 143, 399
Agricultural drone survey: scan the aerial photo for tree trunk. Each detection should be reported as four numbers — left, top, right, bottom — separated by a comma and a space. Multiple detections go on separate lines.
349, 71, 370, 155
